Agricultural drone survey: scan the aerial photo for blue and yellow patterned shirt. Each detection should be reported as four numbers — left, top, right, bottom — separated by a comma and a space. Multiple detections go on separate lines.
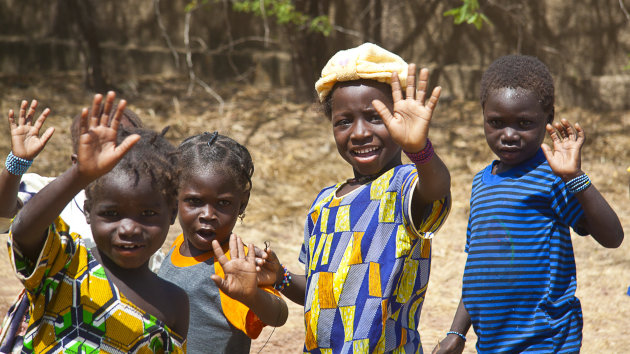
299, 164, 450, 353
8, 217, 186, 353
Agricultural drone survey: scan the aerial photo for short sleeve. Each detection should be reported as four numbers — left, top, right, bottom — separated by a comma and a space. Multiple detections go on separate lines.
401, 166, 451, 238
8, 217, 82, 294
550, 177, 586, 235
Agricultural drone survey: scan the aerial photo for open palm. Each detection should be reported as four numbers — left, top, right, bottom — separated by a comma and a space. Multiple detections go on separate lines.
211, 234, 259, 304
8, 100, 55, 160
372, 64, 441, 153
541, 118, 584, 180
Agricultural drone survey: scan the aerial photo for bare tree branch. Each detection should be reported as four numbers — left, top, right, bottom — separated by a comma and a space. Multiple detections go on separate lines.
259, 0, 270, 47
620, 0, 630, 22
154, 0, 180, 68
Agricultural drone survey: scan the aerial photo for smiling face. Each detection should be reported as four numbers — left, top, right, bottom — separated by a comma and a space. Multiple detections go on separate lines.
85, 171, 175, 270
330, 80, 402, 178
178, 168, 249, 257
483, 87, 552, 173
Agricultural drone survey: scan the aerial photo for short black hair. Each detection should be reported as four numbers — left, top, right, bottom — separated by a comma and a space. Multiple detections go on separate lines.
71, 105, 143, 153
84, 127, 178, 211
480, 55, 555, 117
177, 132, 254, 193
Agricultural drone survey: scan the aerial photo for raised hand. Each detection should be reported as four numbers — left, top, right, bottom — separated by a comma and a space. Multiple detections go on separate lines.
372, 63, 441, 153
8, 100, 55, 160
253, 244, 283, 286
541, 118, 584, 180
76, 92, 140, 180
210, 234, 259, 304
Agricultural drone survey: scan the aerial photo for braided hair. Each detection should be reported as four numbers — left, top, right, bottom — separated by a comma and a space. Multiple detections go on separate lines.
177, 132, 254, 194
84, 127, 179, 211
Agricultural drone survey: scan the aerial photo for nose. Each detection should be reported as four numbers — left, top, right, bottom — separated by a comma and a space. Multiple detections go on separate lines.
199, 205, 217, 223
501, 127, 520, 145
350, 118, 372, 141
118, 218, 141, 238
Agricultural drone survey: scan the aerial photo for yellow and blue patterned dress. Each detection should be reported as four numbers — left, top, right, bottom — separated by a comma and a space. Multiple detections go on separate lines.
299, 165, 450, 353
7, 217, 186, 353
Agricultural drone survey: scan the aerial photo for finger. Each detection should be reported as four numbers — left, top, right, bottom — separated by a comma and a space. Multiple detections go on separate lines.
574, 122, 585, 145
541, 143, 553, 160
247, 243, 255, 262
39, 127, 55, 146
236, 235, 246, 260
101, 91, 116, 126
212, 239, 229, 265
545, 123, 560, 145
426, 86, 441, 113
110, 100, 126, 131
417, 68, 430, 104
406, 63, 417, 100
372, 99, 395, 127
26, 100, 38, 125
391, 72, 403, 103
18, 100, 28, 126
8, 109, 16, 128
560, 118, 575, 140
113, 134, 140, 158
32, 108, 51, 132
553, 121, 567, 139
210, 274, 227, 290
79, 108, 89, 135
90, 94, 103, 129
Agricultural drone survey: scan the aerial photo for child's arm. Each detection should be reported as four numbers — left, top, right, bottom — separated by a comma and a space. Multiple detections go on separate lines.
11, 92, 140, 261
0, 100, 54, 219
211, 234, 289, 326
372, 64, 451, 217
541, 119, 624, 248
432, 297, 470, 354
254, 247, 307, 306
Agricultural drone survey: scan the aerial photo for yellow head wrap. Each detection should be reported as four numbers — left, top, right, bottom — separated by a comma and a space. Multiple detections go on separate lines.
315, 42, 408, 102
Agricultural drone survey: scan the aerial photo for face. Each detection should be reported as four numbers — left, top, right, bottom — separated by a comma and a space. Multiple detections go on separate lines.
85, 172, 175, 269
178, 168, 249, 257
483, 87, 552, 172
330, 80, 402, 177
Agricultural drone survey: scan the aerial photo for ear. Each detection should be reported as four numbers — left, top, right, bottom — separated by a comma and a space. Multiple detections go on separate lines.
239, 191, 250, 215
83, 200, 91, 224
71, 154, 78, 165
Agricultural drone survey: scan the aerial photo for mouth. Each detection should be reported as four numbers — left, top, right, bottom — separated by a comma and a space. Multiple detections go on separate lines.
351, 146, 380, 158
113, 243, 145, 254
196, 228, 216, 240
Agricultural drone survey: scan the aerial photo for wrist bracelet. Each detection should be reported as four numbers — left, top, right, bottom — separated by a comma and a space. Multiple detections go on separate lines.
404, 139, 434, 165
5, 152, 33, 176
274, 264, 291, 292
565, 173, 591, 194
446, 331, 466, 342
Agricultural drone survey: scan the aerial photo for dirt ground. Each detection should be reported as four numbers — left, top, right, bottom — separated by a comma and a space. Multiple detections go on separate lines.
0, 72, 628, 353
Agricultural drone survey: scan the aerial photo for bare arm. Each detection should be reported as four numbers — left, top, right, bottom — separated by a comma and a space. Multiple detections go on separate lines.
254, 247, 306, 306
372, 64, 451, 220
11, 93, 140, 261
0, 100, 55, 219
432, 297, 471, 354
542, 119, 623, 248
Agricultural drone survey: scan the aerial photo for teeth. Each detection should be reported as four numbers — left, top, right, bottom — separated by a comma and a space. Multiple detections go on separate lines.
354, 147, 378, 154
121, 245, 138, 249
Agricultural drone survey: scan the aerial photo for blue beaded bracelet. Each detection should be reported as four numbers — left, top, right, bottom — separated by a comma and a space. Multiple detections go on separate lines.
447, 331, 466, 341
565, 173, 591, 194
274, 264, 292, 292
5, 152, 33, 176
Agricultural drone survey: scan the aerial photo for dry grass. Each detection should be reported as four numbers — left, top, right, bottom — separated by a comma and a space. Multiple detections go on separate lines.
0, 72, 628, 353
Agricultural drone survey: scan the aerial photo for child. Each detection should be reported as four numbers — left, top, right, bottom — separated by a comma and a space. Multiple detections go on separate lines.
433, 55, 624, 353
8, 94, 189, 353
258, 42, 452, 352
157, 132, 288, 354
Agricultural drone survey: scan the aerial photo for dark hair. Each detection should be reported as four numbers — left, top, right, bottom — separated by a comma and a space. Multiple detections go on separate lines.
71, 105, 143, 153
84, 127, 178, 211
177, 132, 254, 193
320, 79, 393, 120
480, 55, 555, 117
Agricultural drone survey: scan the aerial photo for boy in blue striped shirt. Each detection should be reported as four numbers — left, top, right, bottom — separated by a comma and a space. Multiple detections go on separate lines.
434, 55, 624, 353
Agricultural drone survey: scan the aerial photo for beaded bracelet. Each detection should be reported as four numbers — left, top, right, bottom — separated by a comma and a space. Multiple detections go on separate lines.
565, 173, 591, 194
404, 139, 434, 165
446, 331, 467, 342
5, 152, 33, 176
274, 264, 292, 292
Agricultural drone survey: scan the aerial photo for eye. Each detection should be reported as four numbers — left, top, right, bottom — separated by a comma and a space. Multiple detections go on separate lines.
487, 119, 502, 128
218, 200, 231, 207
142, 210, 158, 217
333, 115, 351, 127
184, 198, 204, 207
99, 210, 119, 218
367, 113, 383, 123
519, 120, 533, 128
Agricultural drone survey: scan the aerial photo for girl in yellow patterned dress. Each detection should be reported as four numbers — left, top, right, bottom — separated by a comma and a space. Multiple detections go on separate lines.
8, 92, 189, 353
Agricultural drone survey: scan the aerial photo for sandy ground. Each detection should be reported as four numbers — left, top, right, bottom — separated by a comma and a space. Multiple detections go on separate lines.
0, 72, 628, 353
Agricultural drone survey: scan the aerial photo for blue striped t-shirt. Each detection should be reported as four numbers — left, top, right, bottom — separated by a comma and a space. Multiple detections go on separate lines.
463, 149, 586, 353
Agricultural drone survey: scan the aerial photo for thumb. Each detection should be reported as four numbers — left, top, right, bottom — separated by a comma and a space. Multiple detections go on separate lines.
541, 143, 553, 160
372, 99, 395, 127
113, 134, 140, 158
210, 274, 227, 291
